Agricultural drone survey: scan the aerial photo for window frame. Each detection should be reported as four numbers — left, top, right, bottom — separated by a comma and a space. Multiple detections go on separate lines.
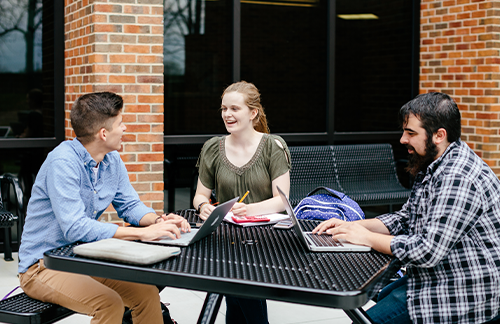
0, 0, 65, 150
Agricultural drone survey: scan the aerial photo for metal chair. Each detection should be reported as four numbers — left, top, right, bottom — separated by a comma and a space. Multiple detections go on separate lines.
0, 173, 24, 261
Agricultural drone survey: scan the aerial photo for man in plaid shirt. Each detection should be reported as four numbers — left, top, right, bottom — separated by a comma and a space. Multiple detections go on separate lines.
314, 92, 500, 323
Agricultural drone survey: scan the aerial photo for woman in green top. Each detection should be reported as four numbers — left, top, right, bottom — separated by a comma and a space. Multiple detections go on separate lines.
194, 81, 291, 220
193, 81, 291, 324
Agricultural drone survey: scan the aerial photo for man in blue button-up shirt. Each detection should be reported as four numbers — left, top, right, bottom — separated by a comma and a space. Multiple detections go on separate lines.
18, 92, 189, 323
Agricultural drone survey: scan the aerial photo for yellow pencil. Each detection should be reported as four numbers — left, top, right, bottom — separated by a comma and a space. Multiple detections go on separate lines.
239, 191, 249, 203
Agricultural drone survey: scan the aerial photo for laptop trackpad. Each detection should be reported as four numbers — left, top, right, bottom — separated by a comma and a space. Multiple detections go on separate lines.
157, 229, 199, 244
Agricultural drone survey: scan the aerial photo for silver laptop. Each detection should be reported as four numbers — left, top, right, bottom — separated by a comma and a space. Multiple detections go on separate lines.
144, 197, 239, 247
277, 186, 371, 252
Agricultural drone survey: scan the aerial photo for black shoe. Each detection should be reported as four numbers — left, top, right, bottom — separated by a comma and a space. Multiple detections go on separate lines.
122, 303, 177, 324
161, 302, 177, 324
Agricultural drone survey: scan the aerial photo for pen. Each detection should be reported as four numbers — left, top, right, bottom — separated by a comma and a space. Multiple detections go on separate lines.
239, 191, 249, 203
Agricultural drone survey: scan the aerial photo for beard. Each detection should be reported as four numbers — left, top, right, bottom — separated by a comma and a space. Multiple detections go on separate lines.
406, 137, 438, 177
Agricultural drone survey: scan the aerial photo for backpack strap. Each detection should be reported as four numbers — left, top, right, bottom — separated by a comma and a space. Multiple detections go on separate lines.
306, 186, 344, 200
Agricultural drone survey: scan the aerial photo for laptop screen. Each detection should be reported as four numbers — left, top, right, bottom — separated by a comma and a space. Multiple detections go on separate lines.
277, 186, 314, 248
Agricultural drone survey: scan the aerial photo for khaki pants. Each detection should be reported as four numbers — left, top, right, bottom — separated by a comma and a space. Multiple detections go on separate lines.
19, 259, 163, 324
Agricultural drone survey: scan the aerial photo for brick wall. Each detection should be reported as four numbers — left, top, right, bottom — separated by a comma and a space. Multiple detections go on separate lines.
64, 0, 164, 222
420, 0, 500, 174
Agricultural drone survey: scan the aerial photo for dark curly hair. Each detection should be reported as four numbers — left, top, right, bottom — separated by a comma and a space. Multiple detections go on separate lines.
399, 92, 461, 143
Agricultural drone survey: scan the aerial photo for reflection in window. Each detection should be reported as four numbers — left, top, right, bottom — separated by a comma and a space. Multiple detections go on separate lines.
0, 0, 52, 138
0, 0, 57, 205
164, 0, 206, 76
335, 0, 414, 132
164, 0, 232, 135
241, 0, 327, 133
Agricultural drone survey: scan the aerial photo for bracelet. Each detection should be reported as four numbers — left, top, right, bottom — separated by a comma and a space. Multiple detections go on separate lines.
154, 216, 162, 224
197, 201, 209, 213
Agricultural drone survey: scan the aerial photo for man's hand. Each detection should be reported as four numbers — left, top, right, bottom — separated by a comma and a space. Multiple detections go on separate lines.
115, 213, 191, 241
313, 218, 373, 246
158, 213, 191, 232
324, 221, 374, 247
140, 222, 183, 241
141, 213, 190, 241
313, 218, 394, 254
312, 218, 346, 235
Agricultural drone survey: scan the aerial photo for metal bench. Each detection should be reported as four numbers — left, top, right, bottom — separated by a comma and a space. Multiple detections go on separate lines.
0, 204, 16, 262
0, 292, 74, 324
289, 144, 411, 212
0, 173, 24, 262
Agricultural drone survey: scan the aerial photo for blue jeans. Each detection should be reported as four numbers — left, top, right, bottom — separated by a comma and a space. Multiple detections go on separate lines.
225, 296, 268, 324
367, 276, 500, 324
366, 276, 411, 324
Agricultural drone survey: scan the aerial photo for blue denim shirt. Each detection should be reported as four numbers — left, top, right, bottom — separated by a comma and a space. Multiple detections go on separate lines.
18, 138, 154, 273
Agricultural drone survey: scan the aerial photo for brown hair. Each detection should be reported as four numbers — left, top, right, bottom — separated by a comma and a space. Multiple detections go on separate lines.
222, 81, 270, 134
70, 92, 123, 144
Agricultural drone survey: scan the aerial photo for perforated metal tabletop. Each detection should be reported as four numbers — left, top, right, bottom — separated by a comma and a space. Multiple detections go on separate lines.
44, 210, 400, 323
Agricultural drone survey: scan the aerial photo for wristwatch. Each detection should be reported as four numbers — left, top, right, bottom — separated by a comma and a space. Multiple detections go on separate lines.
197, 201, 209, 213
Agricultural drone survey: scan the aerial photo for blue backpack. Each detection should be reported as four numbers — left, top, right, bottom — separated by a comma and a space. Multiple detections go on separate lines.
293, 186, 364, 221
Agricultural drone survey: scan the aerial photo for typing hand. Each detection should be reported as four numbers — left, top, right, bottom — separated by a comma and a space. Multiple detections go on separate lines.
143, 222, 183, 241
159, 213, 191, 233
312, 218, 345, 235
313, 219, 373, 246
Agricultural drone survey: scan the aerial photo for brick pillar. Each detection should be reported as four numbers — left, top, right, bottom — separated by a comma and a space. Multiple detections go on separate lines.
420, 0, 500, 174
64, 0, 164, 221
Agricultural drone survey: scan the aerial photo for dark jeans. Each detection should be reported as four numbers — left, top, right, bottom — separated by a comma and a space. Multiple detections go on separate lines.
366, 276, 411, 324
225, 296, 268, 324
367, 276, 500, 324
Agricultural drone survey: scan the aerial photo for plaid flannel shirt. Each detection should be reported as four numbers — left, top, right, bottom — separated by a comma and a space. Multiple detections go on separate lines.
377, 140, 500, 323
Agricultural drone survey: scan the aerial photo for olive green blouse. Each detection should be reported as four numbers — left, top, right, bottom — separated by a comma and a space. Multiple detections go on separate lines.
196, 134, 291, 204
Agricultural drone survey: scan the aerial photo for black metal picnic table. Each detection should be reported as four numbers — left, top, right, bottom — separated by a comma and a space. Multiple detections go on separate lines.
43, 209, 400, 324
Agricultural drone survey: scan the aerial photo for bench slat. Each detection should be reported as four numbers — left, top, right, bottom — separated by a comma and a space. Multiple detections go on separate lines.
0, 293, 74, 324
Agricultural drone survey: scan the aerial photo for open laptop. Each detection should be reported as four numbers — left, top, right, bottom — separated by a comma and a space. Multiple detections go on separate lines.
144, 197, 239, 247
277, 186, 371, 252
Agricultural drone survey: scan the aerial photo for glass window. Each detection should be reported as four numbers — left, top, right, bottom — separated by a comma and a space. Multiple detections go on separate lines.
0, 0, 56, 139
334, 0, 414, 132
240, 0, 327, 133
164, 0, 233, 135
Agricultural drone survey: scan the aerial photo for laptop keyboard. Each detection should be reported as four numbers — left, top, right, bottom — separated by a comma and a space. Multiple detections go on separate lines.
305, 233, 343, 247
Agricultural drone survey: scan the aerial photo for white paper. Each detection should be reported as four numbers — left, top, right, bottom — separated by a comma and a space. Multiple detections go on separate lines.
224, 212, 290, 227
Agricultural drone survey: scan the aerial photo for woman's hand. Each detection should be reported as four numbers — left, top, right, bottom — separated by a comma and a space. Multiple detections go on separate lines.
199, 203, 215, 220
231, 202, 248, 216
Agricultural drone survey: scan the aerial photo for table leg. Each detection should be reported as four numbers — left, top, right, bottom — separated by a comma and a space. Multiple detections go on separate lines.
197, 293, 223, 324
344, 308, 374, 324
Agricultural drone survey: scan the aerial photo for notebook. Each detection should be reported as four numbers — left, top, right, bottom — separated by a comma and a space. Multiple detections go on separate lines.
143, 197, 239, 247
277, 186, 371, 252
